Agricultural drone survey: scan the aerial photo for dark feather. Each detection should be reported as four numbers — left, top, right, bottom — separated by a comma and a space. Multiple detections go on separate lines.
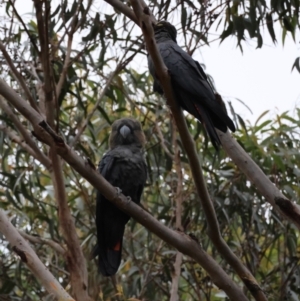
148, 21, 236, 149
94, 118, 147, 276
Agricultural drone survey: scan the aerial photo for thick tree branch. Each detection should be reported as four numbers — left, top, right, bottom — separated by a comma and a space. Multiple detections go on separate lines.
34, 0, 55, 128
50, 150, 92, 301
104, 0, 138, 24
128, 2, 267, 300
0, 210, 74, 301
55, 0, 84, 99
219, 130, 300, 227
0, 78, 248, 301
32, 4, 91, 299
170, 128, 183, 301
55, 145, 249, 301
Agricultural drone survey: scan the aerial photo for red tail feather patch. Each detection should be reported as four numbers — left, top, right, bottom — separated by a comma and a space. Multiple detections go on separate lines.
113, 241, 121, 251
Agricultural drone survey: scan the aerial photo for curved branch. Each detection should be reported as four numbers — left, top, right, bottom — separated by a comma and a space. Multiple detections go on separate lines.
0, 210, 74, 301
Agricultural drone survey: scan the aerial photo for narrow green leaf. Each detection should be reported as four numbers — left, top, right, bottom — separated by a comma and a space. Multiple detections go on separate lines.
220, 21, 234, 43
266, 13, 277, 43
181, 6, 187, 30
255, 110, 269, 126
291, 57, 300, 73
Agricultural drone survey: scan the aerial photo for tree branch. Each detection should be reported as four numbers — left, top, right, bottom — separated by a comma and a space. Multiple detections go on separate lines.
0, 96, 51, 169
128, 1, 267, 300
70, 67, 120, 148
55, 0, 83, 99
219, 130, 300, 227
18, 230, 66, 255
50, 150, 92, 301
55, 31, 73, 99
8, 0, 39, 54
0, 125, 46, 165
0, 209, 75, 301
34, 0, 55, 128
0, 78, 248, 301
154, 120, 174, 160
0, 41, 39, 112
104, 0, 138, 24
170, 125, 183, 301
0, 79, 90, 301
32, 4, 91, 298
70, 47, 142, 147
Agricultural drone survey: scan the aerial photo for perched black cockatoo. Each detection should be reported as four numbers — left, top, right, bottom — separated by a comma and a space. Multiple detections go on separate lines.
94, 118, 147, 276
148, 21, 236, 149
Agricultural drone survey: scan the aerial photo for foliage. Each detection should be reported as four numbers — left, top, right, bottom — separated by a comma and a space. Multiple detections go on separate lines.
0, 0, 299, 300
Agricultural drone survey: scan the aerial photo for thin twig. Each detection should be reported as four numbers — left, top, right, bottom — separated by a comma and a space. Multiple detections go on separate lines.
55, 33, 73, 99
55, 0, 83, 98
70, 47, 141, 147
155, 120, 174, 160
0, 97, 51, 169
0, 125, 44, 164
0, 42, 39, 112
70, 70, 118, 147
8, 0, 39, 54
18, 230, 66, 255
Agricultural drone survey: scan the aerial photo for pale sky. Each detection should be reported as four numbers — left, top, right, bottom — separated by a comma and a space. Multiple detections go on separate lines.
7, 1, 300, 125
199, 27, 300, 124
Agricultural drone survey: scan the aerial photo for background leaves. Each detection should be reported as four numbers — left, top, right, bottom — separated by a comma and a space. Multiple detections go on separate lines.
0, 0, 299, 300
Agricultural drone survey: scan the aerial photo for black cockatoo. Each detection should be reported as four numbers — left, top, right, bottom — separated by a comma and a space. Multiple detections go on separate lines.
148, 21, 236, 149
94, 118, 147, 276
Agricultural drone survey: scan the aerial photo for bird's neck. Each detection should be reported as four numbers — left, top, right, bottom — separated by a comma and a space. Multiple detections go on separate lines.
154, 31, 176, 43
112, 144, 143, 151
